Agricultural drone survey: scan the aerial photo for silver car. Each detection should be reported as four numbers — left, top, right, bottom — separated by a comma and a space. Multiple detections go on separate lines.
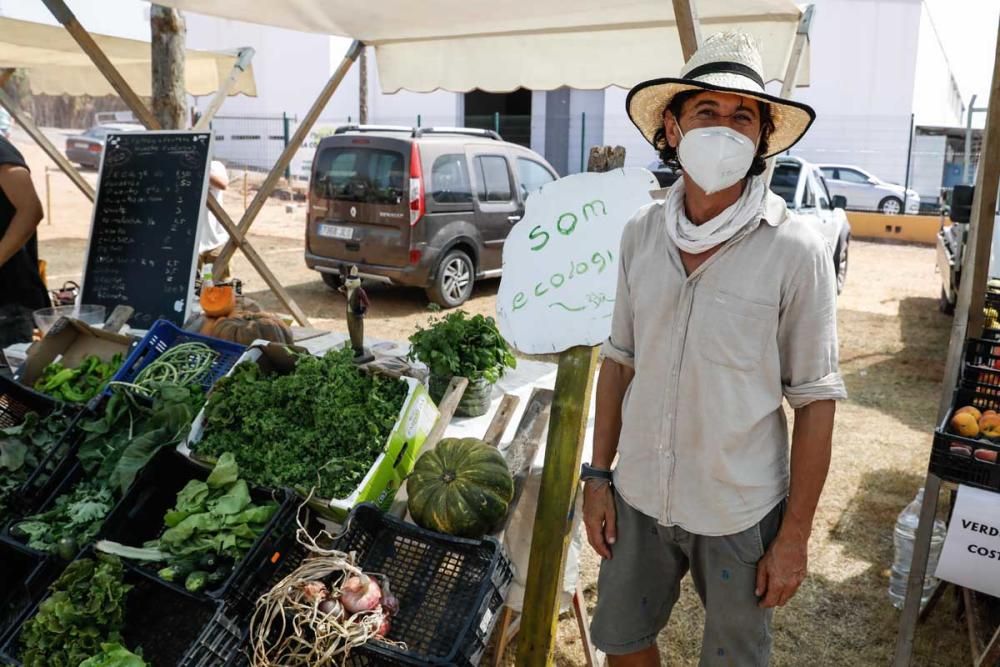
64, 122, 143, 169
816, 164, 919, 215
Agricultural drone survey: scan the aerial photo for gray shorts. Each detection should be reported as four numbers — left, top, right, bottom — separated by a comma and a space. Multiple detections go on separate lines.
590, 493, 785, 665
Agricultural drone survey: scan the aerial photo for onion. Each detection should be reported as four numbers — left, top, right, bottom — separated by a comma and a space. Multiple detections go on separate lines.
381, 593, 400, 618
318, 598, 343, 619
340, 574, 382, 614
376, 615, 391, 638
301, 580, 328, 604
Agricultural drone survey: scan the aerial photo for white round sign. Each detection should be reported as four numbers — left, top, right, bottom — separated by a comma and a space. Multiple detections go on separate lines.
497, 168, 658, 355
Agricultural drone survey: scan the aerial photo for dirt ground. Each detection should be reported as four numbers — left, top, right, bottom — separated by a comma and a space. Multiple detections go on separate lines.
16, 131, 972, 665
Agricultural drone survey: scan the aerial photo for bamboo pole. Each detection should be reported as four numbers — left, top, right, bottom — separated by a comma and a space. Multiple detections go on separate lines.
193, 47, 255, 131
671, 0, 702, 61
517, 145, 624, 666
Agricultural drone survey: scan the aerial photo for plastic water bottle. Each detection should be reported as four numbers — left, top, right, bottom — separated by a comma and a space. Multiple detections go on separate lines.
888, 488, 947, 609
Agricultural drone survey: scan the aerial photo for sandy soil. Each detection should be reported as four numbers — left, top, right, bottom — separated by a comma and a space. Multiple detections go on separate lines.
15, 132, 972, 665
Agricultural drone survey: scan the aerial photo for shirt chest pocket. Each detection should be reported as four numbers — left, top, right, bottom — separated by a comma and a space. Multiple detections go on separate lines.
694, 289, 777, 372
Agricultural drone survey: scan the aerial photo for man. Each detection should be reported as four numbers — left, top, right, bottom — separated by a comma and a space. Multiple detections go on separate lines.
583, 32, 846, 665
198, 157, 230, 281
0, 134, 49, 353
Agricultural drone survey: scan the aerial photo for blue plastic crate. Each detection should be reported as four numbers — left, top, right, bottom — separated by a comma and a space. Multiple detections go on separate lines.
107, 319, 246, 395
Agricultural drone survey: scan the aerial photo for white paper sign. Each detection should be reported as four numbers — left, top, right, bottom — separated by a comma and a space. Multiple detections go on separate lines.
934, 484, 1000, 597
496, 168, 657, 354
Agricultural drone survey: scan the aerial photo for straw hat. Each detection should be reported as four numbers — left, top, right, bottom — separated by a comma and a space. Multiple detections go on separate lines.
626, 31, 815, 158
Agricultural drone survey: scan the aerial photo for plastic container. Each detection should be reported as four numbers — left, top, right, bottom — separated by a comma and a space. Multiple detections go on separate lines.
32, 305, 105, 335
234, 504, 512, 667
931, 381, 1000, 491
183, 343, 439, 521
108, 319, 246, 396
0, 376, 83, 519
888, 488, 948, 609
97, 448, 297, 602
0, 553, 243, 667
0, 537, 61, 647
429, 374, 495, 418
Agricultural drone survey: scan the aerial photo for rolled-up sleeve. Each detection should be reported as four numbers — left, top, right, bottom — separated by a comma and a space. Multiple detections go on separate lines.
778, 238, 848, 409
601, 225, 635, 367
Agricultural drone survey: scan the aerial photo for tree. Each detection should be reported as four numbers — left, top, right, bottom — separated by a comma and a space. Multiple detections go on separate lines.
150, 4, 186, 129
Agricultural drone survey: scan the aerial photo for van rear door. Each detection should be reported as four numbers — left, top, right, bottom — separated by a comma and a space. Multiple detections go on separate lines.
308, 138, 411, 268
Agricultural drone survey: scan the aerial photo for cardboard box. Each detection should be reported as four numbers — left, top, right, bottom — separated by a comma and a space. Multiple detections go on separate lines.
182, 342, 439, 521
15, 318, 135, 390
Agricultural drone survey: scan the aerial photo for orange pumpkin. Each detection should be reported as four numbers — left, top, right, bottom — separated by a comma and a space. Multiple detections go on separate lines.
211, 312, 294, 346
200, 284, 237, 318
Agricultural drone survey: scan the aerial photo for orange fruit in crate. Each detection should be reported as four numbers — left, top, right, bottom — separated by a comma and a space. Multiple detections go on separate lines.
985, 410, 999, 418
981, 414, 1000, 440
955, 406, 982, 421
951, 411, 980, 437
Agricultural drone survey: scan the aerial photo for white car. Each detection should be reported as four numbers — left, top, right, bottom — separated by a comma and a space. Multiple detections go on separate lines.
816, 163, 920, 215
771, 157, 852, 293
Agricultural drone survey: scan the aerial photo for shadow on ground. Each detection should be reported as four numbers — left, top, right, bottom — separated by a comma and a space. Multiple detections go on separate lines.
839, 297, 953, 433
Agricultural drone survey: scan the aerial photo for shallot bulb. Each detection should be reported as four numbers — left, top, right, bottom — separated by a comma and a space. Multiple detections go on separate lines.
341, 573, 382, 614
318, 598, 344, 619
381, 593, 400, 618
376, 615, 391, 637
301, 580, 328, 604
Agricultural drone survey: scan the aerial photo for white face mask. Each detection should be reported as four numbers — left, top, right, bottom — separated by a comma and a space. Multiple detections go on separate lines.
676, 125, 757, 195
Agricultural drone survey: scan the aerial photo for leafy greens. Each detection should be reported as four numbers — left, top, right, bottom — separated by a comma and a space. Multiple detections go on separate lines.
192, 348, 408, 499
0, 407, 76, 516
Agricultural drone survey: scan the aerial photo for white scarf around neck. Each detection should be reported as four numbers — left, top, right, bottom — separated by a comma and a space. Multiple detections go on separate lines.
664, 175, 768, 254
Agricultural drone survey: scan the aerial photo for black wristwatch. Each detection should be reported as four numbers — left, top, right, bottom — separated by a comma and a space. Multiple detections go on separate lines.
580, 463, 614, 483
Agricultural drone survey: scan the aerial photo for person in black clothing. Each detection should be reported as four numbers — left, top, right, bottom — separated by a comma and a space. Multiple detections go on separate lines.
0, 136, 49, 351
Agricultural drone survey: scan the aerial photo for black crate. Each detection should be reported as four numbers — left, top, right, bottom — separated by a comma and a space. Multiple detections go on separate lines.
931, 382, 1000, 491
0, 538, 61, 648
0, 377, 83, 519
960, 338, 1000, 389
97, 448, 297, 603
234, 504, 512, 667
0, 554, 242, 667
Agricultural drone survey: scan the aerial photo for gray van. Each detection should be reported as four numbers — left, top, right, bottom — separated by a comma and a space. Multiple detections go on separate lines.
304, 126, 559, 307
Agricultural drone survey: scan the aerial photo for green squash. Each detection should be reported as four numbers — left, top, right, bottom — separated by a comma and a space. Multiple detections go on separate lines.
407, 437, 514, 538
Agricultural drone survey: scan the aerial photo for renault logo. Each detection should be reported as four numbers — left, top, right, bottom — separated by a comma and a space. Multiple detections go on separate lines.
350, 206, 357, 218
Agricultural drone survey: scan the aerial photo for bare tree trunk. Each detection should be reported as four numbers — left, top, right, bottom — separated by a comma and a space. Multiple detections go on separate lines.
150, 5, 186, 129
359, 46, 368, 124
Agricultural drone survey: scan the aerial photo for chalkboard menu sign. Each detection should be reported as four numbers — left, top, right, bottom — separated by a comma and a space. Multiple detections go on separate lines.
81, 131, 212, 328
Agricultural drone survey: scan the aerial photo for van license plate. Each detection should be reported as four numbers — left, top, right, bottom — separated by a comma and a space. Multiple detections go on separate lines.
318, 224, 352, 240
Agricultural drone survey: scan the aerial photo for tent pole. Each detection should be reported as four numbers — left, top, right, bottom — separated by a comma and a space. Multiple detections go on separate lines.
671, 0, 702, 60
41, 0, 313, 326
894, 14, 1000, 666
193, 47, 255, 130
764, 4, 814, 185
212, 39, 364, 273
0, 82, 95, 202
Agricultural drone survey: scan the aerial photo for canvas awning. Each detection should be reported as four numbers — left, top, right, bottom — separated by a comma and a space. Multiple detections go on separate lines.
147, 0, 808, 93
0, 16, 256, 97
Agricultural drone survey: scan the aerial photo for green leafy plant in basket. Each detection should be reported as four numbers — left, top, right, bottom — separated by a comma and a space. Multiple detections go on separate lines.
407, 310, 516, 417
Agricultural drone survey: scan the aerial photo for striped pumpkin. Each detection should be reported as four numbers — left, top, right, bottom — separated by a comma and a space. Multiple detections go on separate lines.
407, 438, 514, 538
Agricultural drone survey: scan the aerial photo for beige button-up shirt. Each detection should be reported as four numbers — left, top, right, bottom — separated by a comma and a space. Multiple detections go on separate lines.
602, 191, 847, 536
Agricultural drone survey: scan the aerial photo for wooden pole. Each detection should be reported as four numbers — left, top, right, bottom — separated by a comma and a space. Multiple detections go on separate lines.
45, 168, 52, 225
671, 0, 702, 61
41, 0, 313, 326
150, 4, 186, 130
517, 145, 625, 666
193, 47, 255, 131
212, 40, 364, 273
894, 15, 1000, 666
0, 85, 95, 201
359, 46, 369, 125
764, 4, 814, 185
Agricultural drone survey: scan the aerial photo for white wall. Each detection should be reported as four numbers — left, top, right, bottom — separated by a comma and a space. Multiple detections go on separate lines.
602, 86, 657, 169
911, 3, 964, 127
910, 133, 947, 202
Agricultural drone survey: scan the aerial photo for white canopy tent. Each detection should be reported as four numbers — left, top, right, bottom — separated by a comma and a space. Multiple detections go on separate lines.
151, 0, 808, 92
0, 15, 256, 97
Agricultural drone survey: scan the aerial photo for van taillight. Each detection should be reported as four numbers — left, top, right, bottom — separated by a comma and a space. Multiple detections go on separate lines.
409, 143, 425, 227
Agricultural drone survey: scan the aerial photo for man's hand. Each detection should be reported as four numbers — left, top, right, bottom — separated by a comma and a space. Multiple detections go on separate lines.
582, 481, 617, 559
755, 529, 808, 608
